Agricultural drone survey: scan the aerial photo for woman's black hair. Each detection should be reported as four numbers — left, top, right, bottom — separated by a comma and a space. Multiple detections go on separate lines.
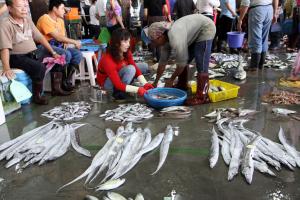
108, 28, 131, 62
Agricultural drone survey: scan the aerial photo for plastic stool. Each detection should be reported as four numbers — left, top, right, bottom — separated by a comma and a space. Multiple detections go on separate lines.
97, 43, 107, 62
74, 51, 98, 86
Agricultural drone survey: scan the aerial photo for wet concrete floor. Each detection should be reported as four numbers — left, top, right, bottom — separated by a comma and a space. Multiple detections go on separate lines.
0, 61, 299, 200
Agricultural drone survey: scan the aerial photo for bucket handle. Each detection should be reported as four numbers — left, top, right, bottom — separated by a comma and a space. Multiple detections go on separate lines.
230, 17, 238, 32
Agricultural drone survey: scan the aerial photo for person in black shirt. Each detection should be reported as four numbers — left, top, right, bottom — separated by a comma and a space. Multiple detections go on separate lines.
144, 0, 171, 24
144, 0, 171, 61
173, 0, 196, 19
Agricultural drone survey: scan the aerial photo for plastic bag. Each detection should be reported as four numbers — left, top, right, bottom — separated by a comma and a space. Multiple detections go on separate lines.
97, 27, 111, 44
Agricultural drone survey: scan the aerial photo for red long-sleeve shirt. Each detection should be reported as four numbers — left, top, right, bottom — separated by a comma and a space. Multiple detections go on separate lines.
97, 51, 142, 92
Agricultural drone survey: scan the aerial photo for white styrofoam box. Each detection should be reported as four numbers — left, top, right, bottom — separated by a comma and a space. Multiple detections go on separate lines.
0, 123, 10, 143
0, 73, 21, 115
0, 96, 5, 125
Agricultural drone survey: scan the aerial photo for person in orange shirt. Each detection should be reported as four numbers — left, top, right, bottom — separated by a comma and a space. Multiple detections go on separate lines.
36, 0, 83, 91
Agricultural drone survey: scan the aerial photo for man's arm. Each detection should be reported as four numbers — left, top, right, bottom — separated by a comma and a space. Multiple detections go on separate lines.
49, 32, 81, 49
164, 65, 186, 87
225, 2, 237, 17
153, 64, 166, 87
237, 0, 250, 32
272, 0, 279, 23
0, 49, 15, 79
36, 36, 59, 58
237, 5, 248, 32
163, 4, 171, 22
143, 0, 149, 25
143, 8, 148, 25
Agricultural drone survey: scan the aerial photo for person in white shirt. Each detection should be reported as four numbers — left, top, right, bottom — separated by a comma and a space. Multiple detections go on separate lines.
80, 0, 91, 38
95, 0, 107, 27
89, 0, 100, 38
196, 0, 220, 20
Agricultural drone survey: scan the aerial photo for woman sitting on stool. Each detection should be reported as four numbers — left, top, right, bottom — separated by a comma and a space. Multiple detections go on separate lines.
97, 28, 153, 100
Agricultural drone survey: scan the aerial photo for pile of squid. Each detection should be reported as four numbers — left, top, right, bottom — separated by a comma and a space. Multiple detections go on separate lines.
207, 109, 300, 184
57, 123, 176, 192
0, 121, 91, 170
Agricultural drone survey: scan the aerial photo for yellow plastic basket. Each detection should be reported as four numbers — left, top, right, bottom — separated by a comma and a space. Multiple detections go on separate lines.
189, 80, 240, 102
208, 80, 240, 102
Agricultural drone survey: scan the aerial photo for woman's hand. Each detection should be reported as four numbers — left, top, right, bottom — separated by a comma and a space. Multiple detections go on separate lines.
143, 83, 154, 90
137, 87, 147, 97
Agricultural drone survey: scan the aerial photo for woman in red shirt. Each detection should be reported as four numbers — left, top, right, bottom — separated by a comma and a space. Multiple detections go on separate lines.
97, 28, 153, 100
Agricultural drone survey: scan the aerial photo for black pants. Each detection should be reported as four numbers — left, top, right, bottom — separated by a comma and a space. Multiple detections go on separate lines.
107, 24, 121, 35
217, 15, 235, 43
10, 52, 46, 82
89, 24, 101, 39
269, 31, 281, 48
217, 15, 235, 51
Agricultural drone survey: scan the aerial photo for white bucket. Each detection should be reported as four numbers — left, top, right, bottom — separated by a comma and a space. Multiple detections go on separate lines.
0, 96, 5, 125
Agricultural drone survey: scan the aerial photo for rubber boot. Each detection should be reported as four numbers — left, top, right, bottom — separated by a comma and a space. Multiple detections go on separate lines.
51, 72, 71, 96
185, 73, 210, 106
32, 81, 48, 105
245, 53, 261, 71
62, 64, 76, 91
259, 52, 266, 69
173, 66, 188, 91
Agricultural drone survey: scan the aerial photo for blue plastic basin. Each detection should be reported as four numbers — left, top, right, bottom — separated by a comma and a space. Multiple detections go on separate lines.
144, 88, 187, 109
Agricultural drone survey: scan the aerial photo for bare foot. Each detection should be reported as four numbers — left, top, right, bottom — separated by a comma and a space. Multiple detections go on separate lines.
286, 76, 300, 81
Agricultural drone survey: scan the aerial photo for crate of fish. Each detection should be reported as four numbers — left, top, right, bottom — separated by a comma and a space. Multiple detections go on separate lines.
144, 88, 187, 109
208, 80, 240, 103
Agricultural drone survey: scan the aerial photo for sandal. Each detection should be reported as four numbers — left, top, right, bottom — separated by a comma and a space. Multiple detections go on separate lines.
287, 48, 298, 52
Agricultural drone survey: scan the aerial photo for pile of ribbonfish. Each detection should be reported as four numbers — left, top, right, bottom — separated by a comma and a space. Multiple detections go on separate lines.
101, 192, 144, 200
264, 54, 292, 70
150, 64, 176, 87
0, 121, 91, 170
150, 93, 179, 100
206, 108, 300, 184
211, 53, 240, 63
42, 101, 92, 121
159, 106, 192, 119
210, 53, 247, 80
272, 108, 300, 121
286, 52, 298, 62
57, 123, 176, 192
99, 103, 154, 123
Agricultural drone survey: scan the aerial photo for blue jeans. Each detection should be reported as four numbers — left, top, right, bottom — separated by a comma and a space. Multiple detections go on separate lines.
104, 63, 148, 90
248, 5, 273, 53
37, 45, 83, 65
188, 40, 213, 73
